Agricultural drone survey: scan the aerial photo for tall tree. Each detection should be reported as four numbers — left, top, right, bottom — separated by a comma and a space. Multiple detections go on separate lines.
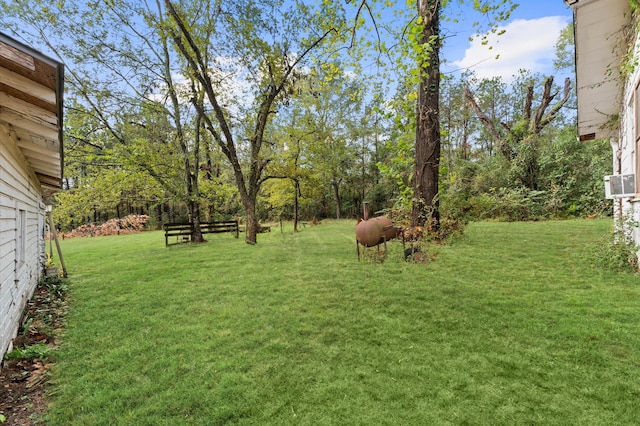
465, 75, 572, 189
304, 64, 363, 219
0, 0, 212, 242
470, 75, 511, 157
406, 0, 517, 229
261, 109, 312, 232
163, 0, 343, 243
412, 0, 442, 228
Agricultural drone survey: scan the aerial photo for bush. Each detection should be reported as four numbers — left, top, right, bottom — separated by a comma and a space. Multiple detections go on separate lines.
587, 217, 639, 273
443, 130, 612, 221
467, 188, 546, 221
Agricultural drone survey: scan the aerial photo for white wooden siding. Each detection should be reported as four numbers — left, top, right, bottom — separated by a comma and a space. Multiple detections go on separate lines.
617, 29, 640, 245
571, 0, 630, 140
0, 34, 63, 361
0, 127, 45, 359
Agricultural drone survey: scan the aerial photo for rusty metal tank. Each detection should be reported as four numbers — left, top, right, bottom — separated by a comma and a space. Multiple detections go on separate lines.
355, 217, 385, 247
355, 203, 401, 247
371, 216, 401, 241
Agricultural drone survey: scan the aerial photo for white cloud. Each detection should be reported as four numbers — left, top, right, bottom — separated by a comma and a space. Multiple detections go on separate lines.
449, 16, 570, 80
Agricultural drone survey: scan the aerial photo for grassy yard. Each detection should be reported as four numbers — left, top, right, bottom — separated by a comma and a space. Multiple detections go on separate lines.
47, 219, 640, 425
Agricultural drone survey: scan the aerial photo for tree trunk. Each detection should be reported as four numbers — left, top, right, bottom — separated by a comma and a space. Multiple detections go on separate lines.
189, 196, 204, 243
204, 148, 215, 222
412, 0, 441, 229
462, 117, 470, 160
361, 135, 366, 203
332, 180, 342, 219
244, 198, 258, 244
188, 101, 205, 242
156, 204, 163, 229
293, 178, 300, 233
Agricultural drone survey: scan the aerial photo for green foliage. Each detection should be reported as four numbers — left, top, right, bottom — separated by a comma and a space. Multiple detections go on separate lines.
52, 169, 164, 231
468, 187, 547, 221
4, 343, 53, 362
539, 132, 611, 217
625, 0, 640, 72
0, 0, 607, 233
261, 178, 295, 218
41, 275, 69, 300
441, 72, 608, 222
271, 60, 375, 220
587, 216, 640, 274
508, 136, 540, 189
401, 123, 611, 224
198, 177, 242, 218
377, 131, 415, 213
554, 23, 575, 73
2, 0, 368, 241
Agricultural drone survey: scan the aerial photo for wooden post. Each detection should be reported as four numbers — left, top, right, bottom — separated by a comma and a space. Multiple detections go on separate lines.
47, 210, 67, 277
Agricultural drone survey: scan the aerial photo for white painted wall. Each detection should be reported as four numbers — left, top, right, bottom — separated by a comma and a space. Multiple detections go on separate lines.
0, 127, 46, 360
616, 29, 640, 245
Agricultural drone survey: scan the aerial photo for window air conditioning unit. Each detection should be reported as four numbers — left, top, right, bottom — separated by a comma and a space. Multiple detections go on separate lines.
604, 174, 636, 199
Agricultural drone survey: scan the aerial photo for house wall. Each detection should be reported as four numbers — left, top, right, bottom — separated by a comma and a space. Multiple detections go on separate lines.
0, 127, 46, 359
614, 28, 640, 246
569, 0, 640, 246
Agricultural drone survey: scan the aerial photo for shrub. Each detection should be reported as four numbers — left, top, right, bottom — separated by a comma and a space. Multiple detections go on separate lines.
587, 216, 639, 273
467, 188, 546, 221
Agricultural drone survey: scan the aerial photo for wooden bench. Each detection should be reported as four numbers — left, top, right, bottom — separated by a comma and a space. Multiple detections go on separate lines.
164, 220, 239, 246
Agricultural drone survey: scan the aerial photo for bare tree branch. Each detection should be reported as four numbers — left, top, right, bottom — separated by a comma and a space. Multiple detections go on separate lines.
523, 80, 534, 122
465, 87, 505, 146
530, 76, 555, 134
537, 77, 572, 131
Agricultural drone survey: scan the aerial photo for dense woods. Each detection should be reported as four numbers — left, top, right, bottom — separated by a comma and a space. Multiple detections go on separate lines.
0, 1, 611, 241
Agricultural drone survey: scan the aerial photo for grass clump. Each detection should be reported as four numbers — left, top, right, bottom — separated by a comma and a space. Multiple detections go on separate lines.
4, 343, 53, 362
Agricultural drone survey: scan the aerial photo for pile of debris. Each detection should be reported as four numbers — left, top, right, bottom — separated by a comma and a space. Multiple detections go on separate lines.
61, 214, 150, 238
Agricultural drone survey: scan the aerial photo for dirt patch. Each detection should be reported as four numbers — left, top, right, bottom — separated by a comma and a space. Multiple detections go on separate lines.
0, 276, 68, 425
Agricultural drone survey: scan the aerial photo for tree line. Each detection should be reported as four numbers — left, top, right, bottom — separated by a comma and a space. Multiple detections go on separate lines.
0, 1, 611, 243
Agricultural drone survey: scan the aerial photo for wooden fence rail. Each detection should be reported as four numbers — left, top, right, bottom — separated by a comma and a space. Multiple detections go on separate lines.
164, 220, 239, 246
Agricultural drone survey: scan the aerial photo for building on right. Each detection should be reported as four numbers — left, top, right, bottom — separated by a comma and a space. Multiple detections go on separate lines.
566, 0, 640, 242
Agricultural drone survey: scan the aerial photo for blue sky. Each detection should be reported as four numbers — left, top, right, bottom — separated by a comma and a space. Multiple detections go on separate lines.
440, 0, 573, 80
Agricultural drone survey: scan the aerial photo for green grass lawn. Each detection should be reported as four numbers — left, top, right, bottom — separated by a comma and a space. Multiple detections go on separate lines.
47, 219, 640, 425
